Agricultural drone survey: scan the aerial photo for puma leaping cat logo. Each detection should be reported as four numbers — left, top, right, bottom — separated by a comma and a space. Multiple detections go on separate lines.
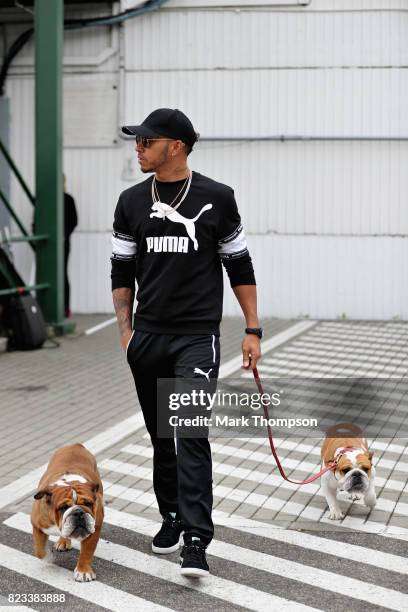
150, 202, 213, 251
194, 367, 213, 382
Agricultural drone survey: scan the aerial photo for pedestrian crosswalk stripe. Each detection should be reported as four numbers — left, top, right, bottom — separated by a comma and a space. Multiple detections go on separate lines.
265, 348, 406, 362
378, 458, 408, 471
112, 502, 408, 577
278, 344, 407, 362
99, 509, 408, 611
3, 513, 318, 612
211, 511, 408, 575
323, 514, 408, 541
0, 542, 172, 612
103, 481, 156, 506
115, 444, 408, 515
100, 459, 152, 479
100, 460, 408, 539
305, 324, 408, 341
142, 429, 408, 462
103, 479, 287, 513
141, 438, 408, 491
104, 481, 408, 574
215, 437, 407, 456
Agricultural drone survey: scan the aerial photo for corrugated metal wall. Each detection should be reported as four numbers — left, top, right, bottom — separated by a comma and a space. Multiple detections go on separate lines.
4, 0, 408, 318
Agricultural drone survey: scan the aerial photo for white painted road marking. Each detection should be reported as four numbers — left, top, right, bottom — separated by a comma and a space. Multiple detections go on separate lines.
211, 511, 408, 575
99, 458, 408, 539
98, 509, 408, 611
114, 443, 408, 514
0, 542, 172, 612
4, 513, 318, 612
85, 316, 117, 335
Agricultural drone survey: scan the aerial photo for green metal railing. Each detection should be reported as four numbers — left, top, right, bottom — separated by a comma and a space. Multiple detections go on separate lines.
0, 139, 35, 206
1, 1, 70, 332
0, 284, 49, 297
0, 139, 50, 294
0, 184, 48, 251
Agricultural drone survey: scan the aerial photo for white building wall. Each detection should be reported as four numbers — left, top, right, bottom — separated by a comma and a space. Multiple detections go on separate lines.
4, 0, 408, 318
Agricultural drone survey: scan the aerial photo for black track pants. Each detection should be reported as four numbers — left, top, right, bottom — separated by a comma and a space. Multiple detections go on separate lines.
127, 330, 220, 545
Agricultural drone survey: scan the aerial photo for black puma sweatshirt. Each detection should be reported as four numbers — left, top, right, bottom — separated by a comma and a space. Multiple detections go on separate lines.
111, 171, 255, 335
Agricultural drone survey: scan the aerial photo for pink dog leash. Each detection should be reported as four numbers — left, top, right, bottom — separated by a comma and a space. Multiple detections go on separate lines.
252, 367, 340, 484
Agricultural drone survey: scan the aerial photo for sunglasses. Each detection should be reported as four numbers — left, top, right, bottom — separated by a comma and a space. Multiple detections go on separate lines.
135, 136, 174, 148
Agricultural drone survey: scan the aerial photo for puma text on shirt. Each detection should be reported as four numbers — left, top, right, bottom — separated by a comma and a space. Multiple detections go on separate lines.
111, 171, 255, 335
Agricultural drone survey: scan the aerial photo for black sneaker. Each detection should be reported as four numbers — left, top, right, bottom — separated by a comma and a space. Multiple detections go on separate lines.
152, 514, 183, 554
180, 538, 209, 577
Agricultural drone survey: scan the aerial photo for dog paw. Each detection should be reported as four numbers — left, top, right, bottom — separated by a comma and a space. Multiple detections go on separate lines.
54, 537, 72, 552
365, 497, 377, 510
328, 508, 344, 520
74, 566, 96, 582
348, 494, 361, 502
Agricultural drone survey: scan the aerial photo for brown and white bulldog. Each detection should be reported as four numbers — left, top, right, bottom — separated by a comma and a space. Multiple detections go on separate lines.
31, 443, 104, 582
321, 423, 376, 520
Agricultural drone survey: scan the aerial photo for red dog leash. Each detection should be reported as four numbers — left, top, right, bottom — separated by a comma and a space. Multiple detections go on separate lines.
252, 367, 337, 484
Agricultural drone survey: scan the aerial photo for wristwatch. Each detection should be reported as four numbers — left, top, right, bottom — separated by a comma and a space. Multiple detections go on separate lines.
245, 327, 263, 339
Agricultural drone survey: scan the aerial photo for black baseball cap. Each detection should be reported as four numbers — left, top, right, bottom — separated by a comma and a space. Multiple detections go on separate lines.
122, 108, 199, 148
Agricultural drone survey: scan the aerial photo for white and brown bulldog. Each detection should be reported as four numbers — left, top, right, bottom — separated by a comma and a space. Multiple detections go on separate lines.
321, 423, 376, 520
31, 443, 104, 582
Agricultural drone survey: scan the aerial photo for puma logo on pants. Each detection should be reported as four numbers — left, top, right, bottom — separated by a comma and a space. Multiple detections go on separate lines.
194, 367, 213, 382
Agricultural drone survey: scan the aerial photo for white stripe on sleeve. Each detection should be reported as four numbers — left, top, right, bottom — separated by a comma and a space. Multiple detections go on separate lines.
217, 225, 248, 259
111, 232, 137, 261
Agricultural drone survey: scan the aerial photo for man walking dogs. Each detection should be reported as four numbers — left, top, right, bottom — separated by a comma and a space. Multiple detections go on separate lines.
111, 108, 261, 577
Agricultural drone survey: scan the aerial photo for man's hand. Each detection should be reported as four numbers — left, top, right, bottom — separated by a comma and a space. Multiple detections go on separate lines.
121, 330, 133, 352
242, 334, 261, 370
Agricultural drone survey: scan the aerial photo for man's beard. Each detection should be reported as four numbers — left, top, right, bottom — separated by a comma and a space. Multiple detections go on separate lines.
140, 147, 170, 174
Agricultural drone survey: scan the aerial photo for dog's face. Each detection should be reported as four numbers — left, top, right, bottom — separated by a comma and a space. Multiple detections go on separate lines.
335, 449, 373, 494
34, 482, 100, 541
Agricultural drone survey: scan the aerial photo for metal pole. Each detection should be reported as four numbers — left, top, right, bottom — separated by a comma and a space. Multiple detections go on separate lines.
34, 0, 64, 326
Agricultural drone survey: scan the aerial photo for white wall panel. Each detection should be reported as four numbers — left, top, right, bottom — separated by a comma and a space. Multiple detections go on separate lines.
165, 0, 408, 9
188, 140, 408, 237
164, 1, 310, 7
124, 69, 406, 138
70, 232, 113, 314
64, 75, 119, 147
223, 235, 408, 320
304, 1, 407, 9
63, 147, 125, 232
6, 75, 123, 232
125, 10, 407, 70
6, 78, 35, 232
